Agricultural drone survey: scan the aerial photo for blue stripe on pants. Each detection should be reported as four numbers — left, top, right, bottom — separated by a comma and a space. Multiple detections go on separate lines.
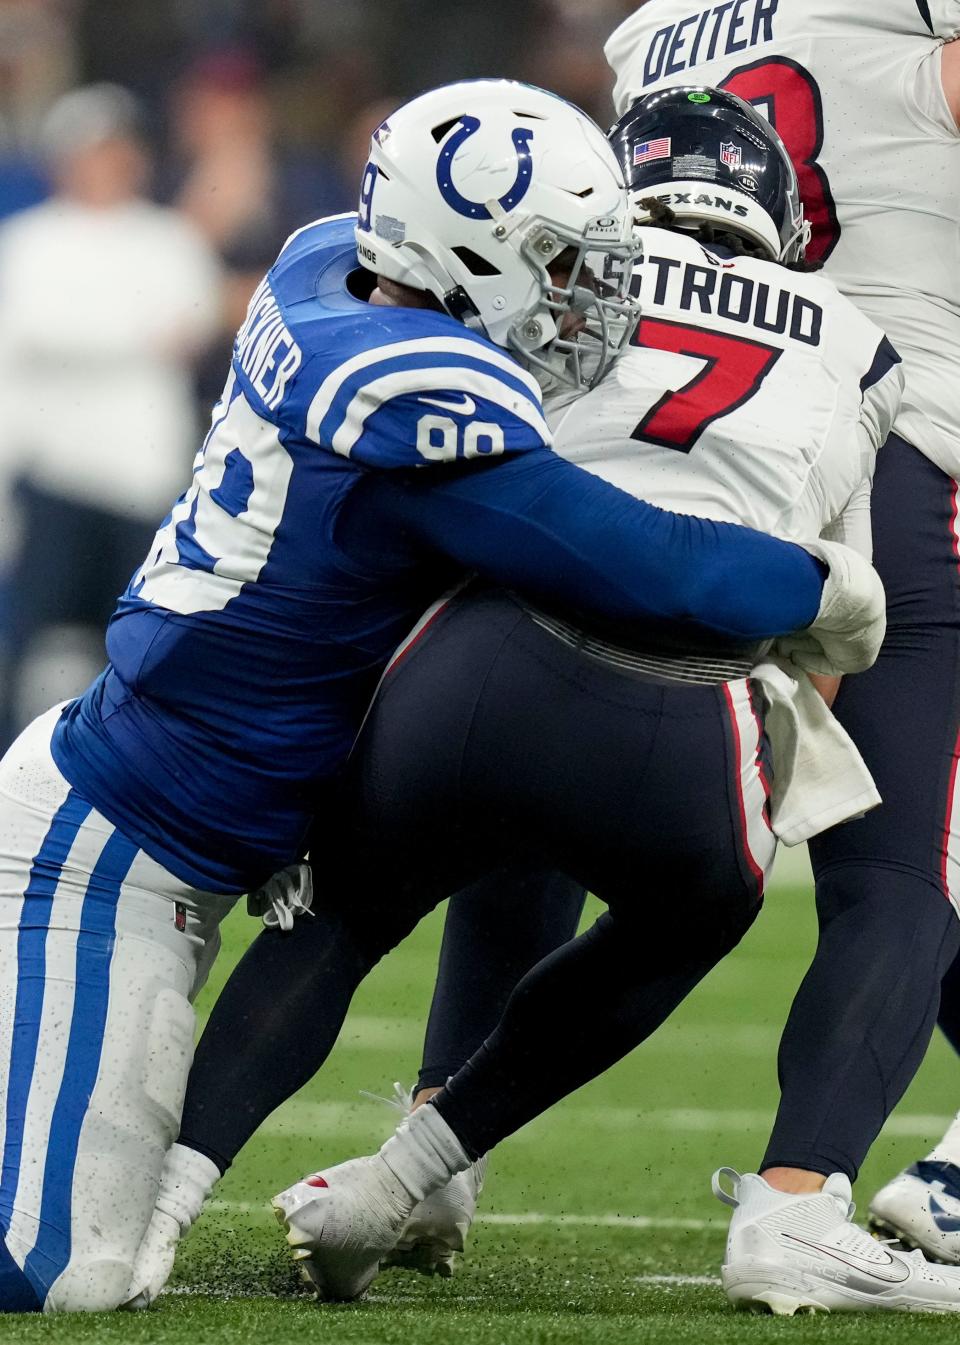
23, 827, 139, 1298
0, 789, 92, 1312
0, 1234, 40, 1313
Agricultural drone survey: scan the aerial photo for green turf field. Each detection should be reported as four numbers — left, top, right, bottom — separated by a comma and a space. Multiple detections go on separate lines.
8, 873, 958, 1342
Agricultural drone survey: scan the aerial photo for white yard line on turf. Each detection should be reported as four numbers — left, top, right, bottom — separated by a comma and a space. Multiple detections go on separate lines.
636, 1274, 722, 1286
259, 1098, 951, 1140
478, 1213, 718, 1230
206, 1199, 720, 1230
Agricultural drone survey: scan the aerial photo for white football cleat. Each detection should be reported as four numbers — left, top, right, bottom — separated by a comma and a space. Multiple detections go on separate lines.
364, 1082, 486, 1278
272, 1155, 414, 1301
123, 1143, 220, 1310
384, 1156, 487, 1277
714, 1166, 960, 1315
869, 1161, 960, 1264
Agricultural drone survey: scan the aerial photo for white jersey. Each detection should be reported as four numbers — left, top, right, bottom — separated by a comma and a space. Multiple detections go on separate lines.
605, 0, 960, 478
0, 198, 222, 520
551, 228, 902, 556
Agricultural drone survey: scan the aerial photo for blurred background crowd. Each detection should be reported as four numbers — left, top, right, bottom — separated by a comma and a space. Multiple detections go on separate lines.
0, 0, 639, 747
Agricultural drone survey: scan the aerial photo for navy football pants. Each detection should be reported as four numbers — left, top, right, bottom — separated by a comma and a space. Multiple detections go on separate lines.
331, 589, 776, 1156
179, 589, 774, 1167
421, 435, 960, 1178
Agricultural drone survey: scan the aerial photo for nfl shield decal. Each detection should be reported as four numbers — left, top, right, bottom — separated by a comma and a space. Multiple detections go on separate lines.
720, 141, 742, 170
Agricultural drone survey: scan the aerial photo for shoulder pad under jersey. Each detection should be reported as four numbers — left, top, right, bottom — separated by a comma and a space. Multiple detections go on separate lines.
232, 212, 551, 469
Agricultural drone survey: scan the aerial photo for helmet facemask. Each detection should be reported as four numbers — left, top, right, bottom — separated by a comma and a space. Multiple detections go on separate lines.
506, 221, 641, 393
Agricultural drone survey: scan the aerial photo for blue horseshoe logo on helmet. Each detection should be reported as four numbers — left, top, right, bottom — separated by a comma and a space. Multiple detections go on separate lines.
436, 115, 534, 220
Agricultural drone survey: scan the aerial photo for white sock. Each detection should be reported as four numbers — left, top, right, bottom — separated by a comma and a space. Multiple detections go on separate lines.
156, 1143, 221, 1232
738, 1173, 811, 1217
740, 1171, 849, 1219
378, 1103, 471, 1203
927, 1111, 960, 1168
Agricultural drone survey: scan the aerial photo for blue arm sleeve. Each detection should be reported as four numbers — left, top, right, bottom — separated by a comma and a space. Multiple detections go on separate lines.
360, 448, 825, 642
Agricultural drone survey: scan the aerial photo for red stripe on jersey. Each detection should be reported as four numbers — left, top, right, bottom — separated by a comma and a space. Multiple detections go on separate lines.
942, 482, 960, 906
747, 681, 773, 826
941, 728, 960, 906
384, 597, 454, 677
721, 681, 764, 891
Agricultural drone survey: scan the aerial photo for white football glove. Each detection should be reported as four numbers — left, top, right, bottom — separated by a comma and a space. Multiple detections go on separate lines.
123, 1144, 220, 1310
776, 539, 886, 676
246, 862, 314, 931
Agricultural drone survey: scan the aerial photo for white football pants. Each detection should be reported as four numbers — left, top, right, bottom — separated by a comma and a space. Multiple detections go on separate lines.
0, 707, 236, 1312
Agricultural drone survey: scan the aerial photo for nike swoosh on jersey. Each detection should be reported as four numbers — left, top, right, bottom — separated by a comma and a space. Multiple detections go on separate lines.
929, 1195, 960, 1234
782, 1234, 912, 1284
418, 394, 477, 416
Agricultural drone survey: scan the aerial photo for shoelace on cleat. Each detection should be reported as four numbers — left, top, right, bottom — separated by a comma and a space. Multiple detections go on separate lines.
359, 1081, 415, 1114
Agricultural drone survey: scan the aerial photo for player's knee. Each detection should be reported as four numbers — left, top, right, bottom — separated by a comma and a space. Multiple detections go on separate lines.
722, 889, 763, 948
45, 1256, 136, 1313
639, 884, 761, 960
689, 890, 762, 962
816, 861, 958, 940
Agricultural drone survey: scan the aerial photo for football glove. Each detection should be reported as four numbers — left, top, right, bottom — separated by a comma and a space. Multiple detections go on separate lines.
247, 862, 313, 931
776, 539, 885, 676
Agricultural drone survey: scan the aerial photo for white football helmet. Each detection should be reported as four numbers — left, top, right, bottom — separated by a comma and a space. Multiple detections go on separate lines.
355, 79, 641, 390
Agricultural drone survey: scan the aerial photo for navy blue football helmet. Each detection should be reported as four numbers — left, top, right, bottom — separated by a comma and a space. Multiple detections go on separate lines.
609, 86, 810, 263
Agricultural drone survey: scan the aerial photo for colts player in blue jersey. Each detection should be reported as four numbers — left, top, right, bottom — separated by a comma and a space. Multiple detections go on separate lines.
0, 79, 882, 1314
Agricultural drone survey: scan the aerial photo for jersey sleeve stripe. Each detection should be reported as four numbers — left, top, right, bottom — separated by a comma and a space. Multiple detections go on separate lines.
916, 0, 935, 32
320, 351, 544, 452
330, 366, 552, 458
860, 336, 901, 394
306, 336, 543, 445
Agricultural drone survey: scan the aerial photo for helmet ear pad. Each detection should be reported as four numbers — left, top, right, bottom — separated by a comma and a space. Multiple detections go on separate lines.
609, 85, 808, 263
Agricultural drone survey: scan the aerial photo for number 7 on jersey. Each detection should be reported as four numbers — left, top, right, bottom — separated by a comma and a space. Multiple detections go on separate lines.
631, 317, 782, 454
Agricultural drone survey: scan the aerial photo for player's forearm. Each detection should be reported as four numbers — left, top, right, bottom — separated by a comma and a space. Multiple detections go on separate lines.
372, 450, 825, 641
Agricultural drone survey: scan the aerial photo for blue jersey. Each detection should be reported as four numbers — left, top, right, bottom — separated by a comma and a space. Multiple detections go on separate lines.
52, 214, 552, 893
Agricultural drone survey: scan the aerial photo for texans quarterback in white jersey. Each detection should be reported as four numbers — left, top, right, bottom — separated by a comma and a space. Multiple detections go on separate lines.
599, 0, 960, 1311
219, 1, 960, 1302
304, 0, 960, 1308
0, 78, 878, 1316
127, 88, 954, 1314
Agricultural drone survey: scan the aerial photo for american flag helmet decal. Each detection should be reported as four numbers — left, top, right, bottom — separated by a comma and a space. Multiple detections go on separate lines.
633, 137, 671, 166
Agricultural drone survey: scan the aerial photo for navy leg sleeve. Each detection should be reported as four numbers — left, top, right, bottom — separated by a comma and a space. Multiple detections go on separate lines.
763, 871, 958, 1180
432, 898, 761, 1159
937, 948, 960, 1056
418, 866, 586, 1092
179, 876, 447, 1173
356, 587, 773, 1156
762, 437, 960, 1181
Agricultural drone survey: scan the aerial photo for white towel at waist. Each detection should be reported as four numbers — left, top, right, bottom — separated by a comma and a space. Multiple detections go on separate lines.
751, 657, 880, 847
